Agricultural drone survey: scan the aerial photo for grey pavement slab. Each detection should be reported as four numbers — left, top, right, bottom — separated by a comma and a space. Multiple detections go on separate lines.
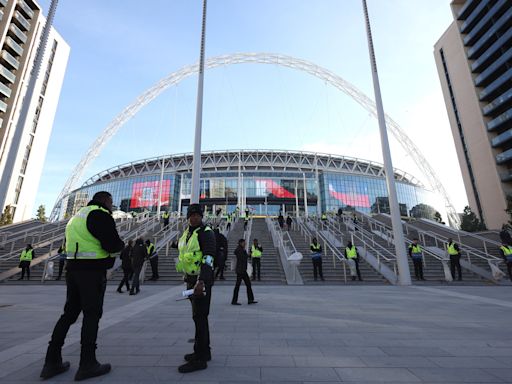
1, 284, 512, 383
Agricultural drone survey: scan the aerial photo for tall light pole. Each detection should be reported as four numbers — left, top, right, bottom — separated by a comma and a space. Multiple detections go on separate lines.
362, 0, 411, 285
190, 0, 208, 204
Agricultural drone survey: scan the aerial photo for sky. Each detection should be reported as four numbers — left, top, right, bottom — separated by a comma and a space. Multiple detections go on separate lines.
34, 0, 467, 219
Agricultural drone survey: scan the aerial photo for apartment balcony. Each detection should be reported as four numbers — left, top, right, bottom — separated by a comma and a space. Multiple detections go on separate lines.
492, 127, 512, 148
496, 148, 512, 165
460, 0, 490, 34
487, 108, 512, 132
13, 10, 31, 31
16, 0, 34, 19
0, 81, 11, 98
457, 0, 478, 20
0, 64, 15, 83
1, 50, 19, 70
472, 28, 512, 73
9, 24, 28, 44
500, 170, 512, 182
464, 0, 509, 46
0, 99, 7, 113
475, 46, 512, 87
479, 67, 512, 102
5, 36, 24, 56
467, 7, 512, 60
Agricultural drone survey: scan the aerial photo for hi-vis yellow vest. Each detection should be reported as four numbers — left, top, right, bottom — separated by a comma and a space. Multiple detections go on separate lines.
162, 212, 169, 219
447, 243, 459, 255
65, 205, 111, 260
176, 226, 213, 275
19, 249, 33, 261
346, 246, 357, 259
251, 245, 262, 258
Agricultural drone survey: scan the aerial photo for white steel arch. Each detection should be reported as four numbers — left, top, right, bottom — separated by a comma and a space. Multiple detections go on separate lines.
51, 53, 460, 227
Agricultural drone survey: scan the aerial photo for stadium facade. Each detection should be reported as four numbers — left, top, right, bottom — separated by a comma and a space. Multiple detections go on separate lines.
62, 150, 444, 220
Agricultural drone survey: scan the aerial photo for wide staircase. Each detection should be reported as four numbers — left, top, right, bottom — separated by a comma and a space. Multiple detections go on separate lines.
357, 213, 496, 284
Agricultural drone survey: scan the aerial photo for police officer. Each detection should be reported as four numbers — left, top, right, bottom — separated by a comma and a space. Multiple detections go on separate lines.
447, 238, 462, 281
310, 238, 324, 281
40, 191, 124, 381
500, 241, 512, 282
18, 244, 34, 280
344, 241, 362, 281
162, 211, 170, 229
226, 213, 232, 232
250, 238, 263, 281
174, 204, 216, 373
408, 238, 425, 281
146, 239, 159, 281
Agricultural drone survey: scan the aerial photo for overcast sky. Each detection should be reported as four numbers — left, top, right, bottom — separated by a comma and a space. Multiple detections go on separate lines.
34, 0, 466, 218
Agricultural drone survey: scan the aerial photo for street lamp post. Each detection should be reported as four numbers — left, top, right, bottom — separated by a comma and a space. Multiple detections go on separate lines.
190, 0, 208, 204
361, 0, 411, 285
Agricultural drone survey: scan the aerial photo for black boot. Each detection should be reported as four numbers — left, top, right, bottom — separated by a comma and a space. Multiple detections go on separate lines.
178, 359, 207, 373
40, 344, 70, 380
74, 344, 111, 381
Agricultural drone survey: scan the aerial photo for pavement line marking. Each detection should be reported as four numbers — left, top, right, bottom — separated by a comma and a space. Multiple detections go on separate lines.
0, 284, 183, 379
413, 286, 512, 309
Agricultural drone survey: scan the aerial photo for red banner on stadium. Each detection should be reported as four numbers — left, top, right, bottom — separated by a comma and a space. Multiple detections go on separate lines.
130, 180, 171, 208
328, 183, 370, 208
256, 179, 296, 198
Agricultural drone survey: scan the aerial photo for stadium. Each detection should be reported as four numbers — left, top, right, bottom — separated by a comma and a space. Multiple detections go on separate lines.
61, 149, 444, 220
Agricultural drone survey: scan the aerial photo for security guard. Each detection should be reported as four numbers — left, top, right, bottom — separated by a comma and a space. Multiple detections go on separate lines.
408, 238, 425, 281
500, 242, 512, 282
345, 241, 362, 281
18, 244, 34, 280
310, 238, 324, 281
174, 204, 216, 373
447, 238, 462, 281
162, 211, 170, 229
146, 239, 159, 280
250, 238, 263, 281
226, 213, 232, 231
40, 191, 124, 381
321, 213, 327, 221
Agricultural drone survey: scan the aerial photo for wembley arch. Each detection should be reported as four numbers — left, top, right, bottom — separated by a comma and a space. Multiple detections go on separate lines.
50, 53, 459, 227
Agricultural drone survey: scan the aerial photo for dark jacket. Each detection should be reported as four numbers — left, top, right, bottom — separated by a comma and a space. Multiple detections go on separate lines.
215, 231, 228, 265
120, 244, 133, 270
286, 217, 293, 226
131, 242, 147, 269
234, 245, 249, 275
66, 199, 125, 271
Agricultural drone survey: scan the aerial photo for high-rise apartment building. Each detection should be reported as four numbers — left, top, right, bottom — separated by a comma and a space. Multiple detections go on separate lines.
434, 0, 512, 230
0, 0, 69, 222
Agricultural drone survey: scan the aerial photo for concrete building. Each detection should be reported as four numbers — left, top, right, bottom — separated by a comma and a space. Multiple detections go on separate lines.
434, 0, 512, 229
0, 0, 69, 222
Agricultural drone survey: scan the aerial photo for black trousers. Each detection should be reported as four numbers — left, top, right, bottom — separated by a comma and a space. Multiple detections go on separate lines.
412, 258, 424, 279
150, 256, 159, 279
57, 260, 65, 280
48, 269, 107, 351
312, 258, 323, 279
226, 223, 231, 231
252, 258, 261, 280
186, 274, 213, 361
349, 258, 362, 280
20, 261, 30, 279
232, 272, 254, 303
215, 262, 225, 278
450, 254, 462, 280
507, 261, 512, 281
131, 265, 142, 292
118, 268, 133, 290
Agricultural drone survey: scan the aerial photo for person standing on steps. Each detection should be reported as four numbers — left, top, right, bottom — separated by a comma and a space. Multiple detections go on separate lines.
286, 215, 293, 231
40, 191, 124, 381
130, 238, 146, 295
214, 227, 227, 280
310, 238, 324, 281
344, 241, 362, 281
162, 211, 170, 229
18, 244, 34, 280
408, 238, 425, 281
232, 238, 257, 305
172, 204, 216, 373
146, 239, 159, 281
499, 241, 512, 282
55, 245, 67, 281
250, 238, 263, 281
447, 238, 462, 281
117, 240, 133, 293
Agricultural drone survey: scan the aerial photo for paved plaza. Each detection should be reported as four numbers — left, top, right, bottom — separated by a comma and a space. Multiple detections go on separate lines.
1, 283, 512, 383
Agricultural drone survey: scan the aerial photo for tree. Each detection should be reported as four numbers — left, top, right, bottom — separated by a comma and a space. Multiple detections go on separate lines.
460, 205, 486, 232
434, 211, 445, 225
36, 204, 47, 222
0, 205, 14, 227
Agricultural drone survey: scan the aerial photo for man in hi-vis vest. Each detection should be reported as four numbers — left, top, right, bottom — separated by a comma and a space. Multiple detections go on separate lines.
40, 192, 124, 381
18, 244, 34, 280
250, 238, 263, 281
172, 204, 216, 373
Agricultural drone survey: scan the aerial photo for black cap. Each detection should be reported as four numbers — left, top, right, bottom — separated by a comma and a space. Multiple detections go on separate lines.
187, 204, 203, 218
